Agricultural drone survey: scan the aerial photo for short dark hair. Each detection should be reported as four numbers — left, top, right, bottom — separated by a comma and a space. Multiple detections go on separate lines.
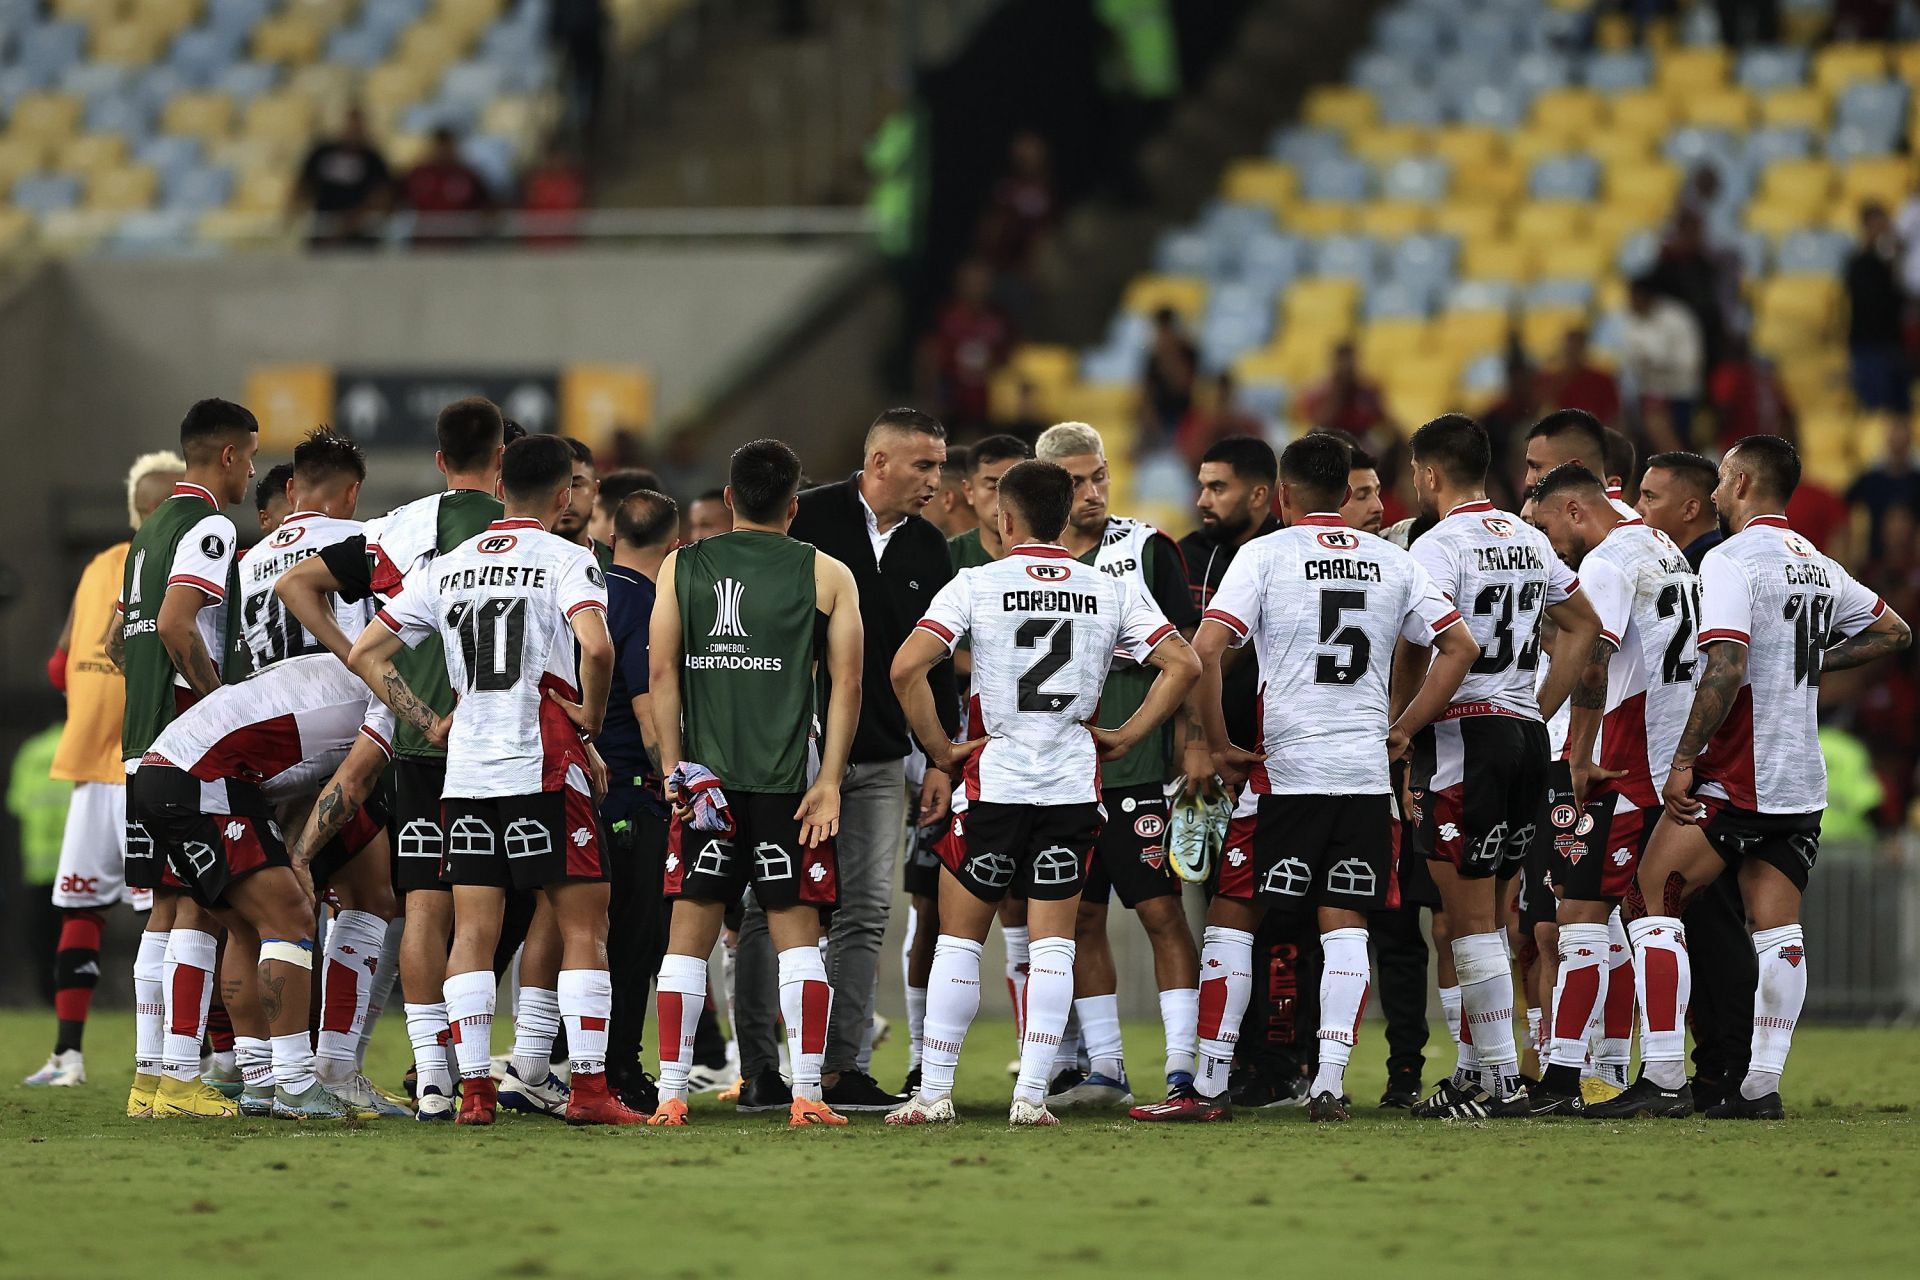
614, 490, 679, 549
693, 487, 726, 506
995, 460, 1073, 541
1531, 461, 1607, 506
292, 427, 366, 488
1645, 450, 1718, 499
729, 438, 803, 523
1729, 434, 1800, 502
942, 445, 971, 485
255, 463, 294, 513
1347, 445, 1378, 473
1527, 408, 1607, 467
561, 436, 595, 469
180, 397, 258, 460
1410, 413, 1492, 487
503, 419, 527, 445
1602, 427, 1636, 484
500, 433, 574, 505
437, 397, 504, 472
969, 434, 1032, 473
1202, 435, 1278, 486
867, 407, 947, 448
1279, 433, 1352, 510
597, 467, 661, 511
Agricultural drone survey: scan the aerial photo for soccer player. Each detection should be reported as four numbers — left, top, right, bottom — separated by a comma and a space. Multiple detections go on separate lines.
1600, 437, 1911, 1119
24, 451, 181, 1088
1035, 421, 1203, 1110
924, 443, 976, 538
557, 436, 611, 569
687, 489, 730, 541
587, 466, 663, 546
352, 432, 643, 1126
112, 399, 258, 1119
1133, 433, 1476, 1123
273, 397, 505, 1119
256, 463, 295, 535
948, 435, 1033, 572
889, 459, 1199, 1126
1402, 414, 1602, 1118
645, 438, 863, 1128
1526, 463, 1700, 1114
1522, 409, 1637, 517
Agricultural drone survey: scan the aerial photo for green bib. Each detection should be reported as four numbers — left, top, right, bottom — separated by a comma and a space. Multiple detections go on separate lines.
393, 489, 504, 759
120, 492, 221, 761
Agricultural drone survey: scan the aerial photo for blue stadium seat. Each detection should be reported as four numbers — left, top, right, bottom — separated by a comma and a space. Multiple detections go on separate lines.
162, 166, 235, 213
11, 173, 80, 214
0, 65, 49, 112
1827, 123, 1899, 161
325, 26, 396, 71
1452, 83, 1527, 129
109, 209, 196, 255
1527, 278, 1595, 309
214, 62, 280, 103
1381, 155, 1449, 202
1664, 127, 1738, 170
1239, 230, 1306, 290
1616, 230, 1661, 277
1311, 234, 1381, 282
86, 94, 156, 139
1365, 278, 1435, 319
443, 62, 510, 110
1235, 379, 1288, 423
137, 134, 203, 178
1588, 310, 1628, 359
1746, 124, 1814, 168
498, 57, 556, 95
1447, 279, 1516, 311
1736, 46, 1808, 93
460, 134, 517, 196
60, 64, 130, 102
1836, 80, 1908, 137
1461, 351, 1508, 396
1583, 51, 1652, 94
129, 67, 190, 114
168, 29, 249, 87
1388, 233, 1459, 290
205, 0, 275, 38
1199, 312, 1271, 372
1724, 228, 1770, 279
1376, 9, 1445, 56
1530, 154, 1600, 201
18, 22, 87, 78
1155, 228, 1219, 277
1775, 229, 1853, 275
1198, 200, 1276, 254
1080, 344, 1140, 386
1351, 52, 1418, 95
1459, 12, 1523, 56
1269, 126, 1346, 166
1377, 84, 1447, 128
1301, 156, 1371, 203
1433, 54, 1500, 106
1512, 51, 1572, 96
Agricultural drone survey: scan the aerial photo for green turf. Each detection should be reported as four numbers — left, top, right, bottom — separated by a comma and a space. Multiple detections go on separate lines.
2, 1011, 1914, 1279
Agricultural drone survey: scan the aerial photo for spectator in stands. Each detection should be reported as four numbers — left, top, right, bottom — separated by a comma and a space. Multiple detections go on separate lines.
1830, 0, 1899, 41
1536, 326, 1621, 427
978, 130, 1056, 280
403, 128, 495, 244
550, 0, 609, 140
1846, 202, 1910, 414
925, 258, 1013, 433
1298, 339, 1392, 442
1174, 372, 1264, 469
1847, 412, 1920, 561
1139, 306, 1198, 450
1621, 274, 1703, 454
1714, 0, 1781, 46
1788, 469, 1852, 561
523, 143, 588, 245
290, 106, 392, 249
1708, 330, 1798, 450
1649, 207, 1739, 375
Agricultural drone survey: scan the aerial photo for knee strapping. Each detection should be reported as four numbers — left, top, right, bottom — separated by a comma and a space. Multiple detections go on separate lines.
261, 938, 314, 969
1452, 932, 1510, 987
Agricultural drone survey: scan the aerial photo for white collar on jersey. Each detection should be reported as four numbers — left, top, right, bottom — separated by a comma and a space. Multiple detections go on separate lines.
281, 510, 327, 524
1293, 512, 1345, 527
172, 481, 218, 504
489, 517, 545, 531
1009, 542, 1073, 558
1743, 513, 1790, 530
1442, 498, 1495, 518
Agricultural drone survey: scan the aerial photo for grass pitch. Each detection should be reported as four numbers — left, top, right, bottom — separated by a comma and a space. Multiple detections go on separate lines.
2, 1011, 1915, 1279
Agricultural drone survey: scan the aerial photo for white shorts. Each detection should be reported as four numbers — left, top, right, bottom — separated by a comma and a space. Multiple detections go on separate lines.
51, 781, 149, 911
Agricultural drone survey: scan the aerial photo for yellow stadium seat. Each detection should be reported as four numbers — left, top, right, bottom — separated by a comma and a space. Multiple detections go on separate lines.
1051, 384, 1136, 432
1355, 201, 1432, 238
1232, 347, 1296, 389
1429, 127, 1504, 171
1434, 309, 1511, 362
143, 0, 203, 37
208, 135, 301, 178
1777, 350, 1852, 412
1842, 156, 1914, 209
434, 0, 507, 37
1586, 131, 1655, 166
1536, 239, 1611, 281
384, 132, 431, 171
1814, 43, 1889, 96
1285, 202, 1356, 236
1507, 127, 1583, 168
1348, 126, 1429, 165
1658, 45, 1731, 91
1382, 355, 1462, 422
287, 64, 357, 114
56, 133, 129, 176
1520, 306, 1591, 362
1532, 88, 1604, 134
243, 93, 317, 145
1745, 200, 1821, 238
397, 23, 471, 74
1759, 87, 1829, 129
1121, 275, 1206, 324
1589, 202, 1658, 250
1755, 275, 1842, 346
1219, 159, 1295, 213
1262, 332, 1337, 387
1606, 160, 1683, 211
481, 96, 552, 153
1358, 318, 1431, 369
0, 206, 31, 256
162, 92, 236, 144
1465, 156, 1528, 204
1512, 201, 1589, 246
288, 0, 357, 27
7, 93, 84, 146
1461, 239, 1537, 282
1283, 277, 1360, 330
252, 15, 325, 66
1682, 87, 1756, 129
1432, 202, 1506, 241
1895, 44, 1920, 86
196, 208, 286, 247
1009, 344, 1078, 391
1759, 156, 1836, 202
0, 140, 47, 191
86, 164, 156, 213
92, 19, 168, 64
51, 0, 123, 27
1608, 89, 1679, 135
233, 167, 290, 214
1302, 85, 1376, 131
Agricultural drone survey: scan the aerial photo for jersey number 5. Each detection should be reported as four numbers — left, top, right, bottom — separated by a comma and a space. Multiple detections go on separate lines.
1014, 618, 1074, 711
1316, 589, 1371, 684
448, 597, 528, 692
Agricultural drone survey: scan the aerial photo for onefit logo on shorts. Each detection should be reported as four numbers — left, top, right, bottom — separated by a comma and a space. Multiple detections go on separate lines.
709, 578, 750, 638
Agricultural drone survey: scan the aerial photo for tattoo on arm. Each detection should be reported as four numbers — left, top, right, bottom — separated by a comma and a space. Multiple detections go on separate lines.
293, 781, 360, 867
1819, 620, 1912, 673
1571, 638, 1611, 710
105, 617, 125, 672
381, 667, 438, 735
172, 631, 222, 696
1674, 644, 1746, 762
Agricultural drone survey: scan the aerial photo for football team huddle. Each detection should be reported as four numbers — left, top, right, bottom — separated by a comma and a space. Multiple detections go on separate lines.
23, 392, 1910, 1128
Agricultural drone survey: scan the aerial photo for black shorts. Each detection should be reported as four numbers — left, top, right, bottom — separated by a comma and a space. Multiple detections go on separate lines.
939, 801, 1099, 904
1552, 789, 1658, 905
903, 818, 945, 900
1083, 782, 1178, 908
132, 763, 289, 908
311, 798, 389, 891
1217, 793, 1393, 912
1389, 759, 1439, 909
124, 766, 185, 893
1516, 760, 1574, 930
1410, 714, 1550, 880
391, 756, 450, 895
441, 788, 608, 891
1698, 797, 1823, 893
664, 791, 837, 912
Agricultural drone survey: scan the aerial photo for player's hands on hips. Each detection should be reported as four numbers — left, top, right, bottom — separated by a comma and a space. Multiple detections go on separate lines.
584, 741, 610, 804
1570, 756, 1628, 811
1663, 762, 1703, 825
1385, 723, 1411, 764
546, 687, 601, 738
1088, 724, 1138, 762
794, 781, 841, 847
426, 711, 453, 750
936, 737, 986, 778
1211, 742, 1265, 787
918, 769, 952, 825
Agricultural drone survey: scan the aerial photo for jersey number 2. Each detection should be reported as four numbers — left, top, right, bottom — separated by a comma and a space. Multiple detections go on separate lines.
448, 597, 528, 691
1015, 618, 1074, 711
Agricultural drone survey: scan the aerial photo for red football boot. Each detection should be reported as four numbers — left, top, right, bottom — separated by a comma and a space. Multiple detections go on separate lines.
456, 1076, 498, 1126
566, 1072, 649, 1126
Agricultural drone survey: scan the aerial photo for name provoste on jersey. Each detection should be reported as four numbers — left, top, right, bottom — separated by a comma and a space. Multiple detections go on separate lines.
1001, 589, 1102, 613
436, 563, 552, 593
1304, 558, 1383, 583
1474, 545, 1544, 573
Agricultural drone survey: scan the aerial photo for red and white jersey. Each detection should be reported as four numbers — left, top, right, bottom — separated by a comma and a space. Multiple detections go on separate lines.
146, 653, 393, 805
1203, 514, 1462, 796
378, 518, 605, 799
1577, 518, 1699, 808
1411, 499, 1579, 720
1694, 514, 1884, 814
236, 511, 374, 670
916, 543, 1175, 806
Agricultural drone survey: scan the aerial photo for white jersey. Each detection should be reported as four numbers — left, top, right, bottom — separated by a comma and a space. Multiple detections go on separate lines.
915, 542, 1175, 806
146, 654, 392, 806
1694, 514, 1884, 814
1203, 514, 1463, 796
1577, 518, 1699, 809
378, 517, 606, 799
120, 482, 236, 690
236, 511, 374, 670
1412, 499, 1580, 720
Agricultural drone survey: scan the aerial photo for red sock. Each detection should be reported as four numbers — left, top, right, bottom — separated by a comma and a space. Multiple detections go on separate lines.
53, 909, 105, 1052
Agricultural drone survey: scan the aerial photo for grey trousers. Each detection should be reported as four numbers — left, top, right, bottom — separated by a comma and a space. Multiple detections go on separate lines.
734, 758, 910, 1079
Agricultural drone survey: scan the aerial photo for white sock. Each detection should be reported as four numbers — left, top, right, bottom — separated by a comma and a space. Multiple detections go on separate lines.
358, 916, 403, 1070
510, 986, 561, 1084
1016, 938, 1076, 1105
161, 928, 217, 1081
558, 968, 612, 1078
1593, 909, 1633, 1087
442, 970, 497, 1081
404, 1001, 454, 1096
235, 1035, 272, 1090
1159, 986, 1199, 1081
1051, 1009, 1084, 1076
271, 1031, 317, 1095
1453, 931, 1517, 1097
134, 929, 169, 1074
1003, 925, 1030, 1041
1628, 915, 1690, 1090
1074, 992, 1125, 1081
1526, 1007, 1544, 1060
655, 953, 707, 1103
778, 946, 833, 1102
1195, 925, 1254, 1099
921, 936, 983, 1102
1439, 984, 1464, 1049
317, 909, 384, 1083
1311, 928, 1370, 1099
1745, 924, 1806, 1100
905, 985, 928, 1071
1547, 922, 1611, 1070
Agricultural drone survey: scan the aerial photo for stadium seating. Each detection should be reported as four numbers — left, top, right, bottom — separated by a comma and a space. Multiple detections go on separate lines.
1022, 0, 1916, 498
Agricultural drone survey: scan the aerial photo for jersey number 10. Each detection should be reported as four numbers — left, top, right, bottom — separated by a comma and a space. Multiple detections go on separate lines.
447, 597, 528, 691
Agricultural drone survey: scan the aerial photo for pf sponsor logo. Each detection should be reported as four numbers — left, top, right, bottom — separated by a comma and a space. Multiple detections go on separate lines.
1481, 517, 1514, 537
1575, 813, 1595, 836
708, 577, 750, 638
1550, 804, 1577, 829
1783, 532, 1815, 558
1025, 563, 1070, 582
270, 525, 306, 548
1133, 814, 1166, 839
1315, 529, 1361, 551
477, 534, 518, 555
